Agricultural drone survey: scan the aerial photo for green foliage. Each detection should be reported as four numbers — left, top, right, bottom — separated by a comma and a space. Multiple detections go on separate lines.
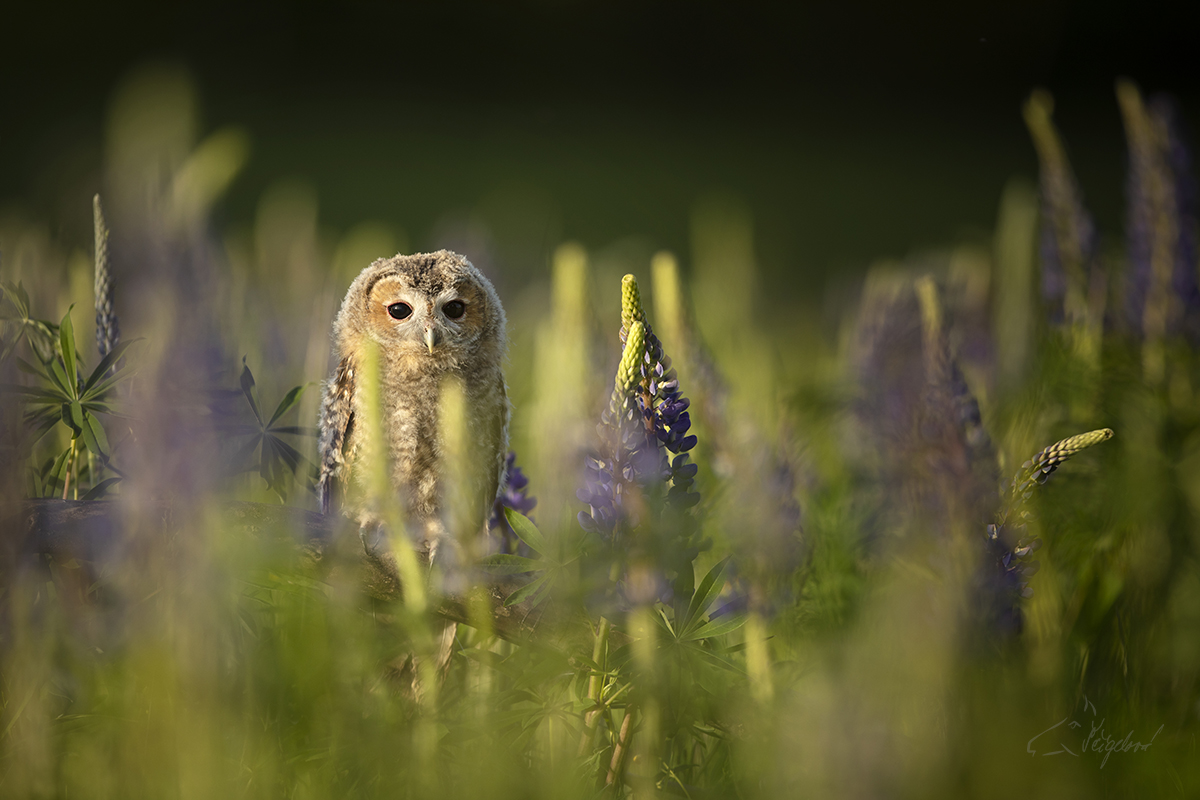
0, 280, 58, 364
221, 357, 316, 501
1, 300, 138, 498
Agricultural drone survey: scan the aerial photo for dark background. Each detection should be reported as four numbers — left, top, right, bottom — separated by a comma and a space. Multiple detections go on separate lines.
3, 0, 1198, 294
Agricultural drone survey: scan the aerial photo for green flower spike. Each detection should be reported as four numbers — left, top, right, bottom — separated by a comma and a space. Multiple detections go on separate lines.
1013, 427, 1115, 499
621, 274, 647, 338
611, 320, 645, 416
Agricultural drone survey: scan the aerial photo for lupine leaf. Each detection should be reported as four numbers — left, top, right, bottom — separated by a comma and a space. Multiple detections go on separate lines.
49, 358, 74, 398
69, 400, 85, 434
82, 338, 141, 393
504, 507, 550, 557
480, 554, 544, 575
269, 435, 305, 472
504, 571, 552, 607
59, 307, 77, 394
80, 411, 102, 456
269, 425, 319, 436
49, 447, 72, 493
240, 359, 262, 424
81, 477, 121, 501
268, 384, 307, 427
0, 384, 63, 402
83, 366, 138, 403
15, 357, 47, 379
681, 613, 748, 642
683, 557, 730, 635
83, 412, 109, 458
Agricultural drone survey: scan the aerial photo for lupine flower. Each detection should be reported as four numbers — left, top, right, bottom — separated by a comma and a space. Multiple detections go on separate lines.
855, 274, 999, 538
981, 428, 1116, 632
577, 319, 657, 538
93, 195, 120, 362
1023, 90, 1101, 331
618, 274, 699, 509
489, 451, 538, 553
578, 275, 706, 614
1118, 83, 1200, 351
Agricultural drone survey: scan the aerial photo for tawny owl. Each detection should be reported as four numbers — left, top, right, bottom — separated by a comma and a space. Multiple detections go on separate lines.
316, 250, 509, 562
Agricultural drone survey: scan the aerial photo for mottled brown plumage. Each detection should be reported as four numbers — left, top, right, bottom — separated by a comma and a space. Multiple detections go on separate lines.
317, 250, 509, 560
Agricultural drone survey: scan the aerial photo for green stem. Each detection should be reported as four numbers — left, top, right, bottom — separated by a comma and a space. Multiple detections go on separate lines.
62, 438, 77, 500
578, 616, 611, 756
606, 704, 635, 788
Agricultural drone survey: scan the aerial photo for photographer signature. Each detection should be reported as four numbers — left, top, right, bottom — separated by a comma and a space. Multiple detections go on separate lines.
1027, 695, 1164, 768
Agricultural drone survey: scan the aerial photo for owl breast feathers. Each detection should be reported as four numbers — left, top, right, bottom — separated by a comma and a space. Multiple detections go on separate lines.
316, 250, 510, 550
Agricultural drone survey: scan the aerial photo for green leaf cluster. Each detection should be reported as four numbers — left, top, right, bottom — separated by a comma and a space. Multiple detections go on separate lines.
1, 300, 137, 499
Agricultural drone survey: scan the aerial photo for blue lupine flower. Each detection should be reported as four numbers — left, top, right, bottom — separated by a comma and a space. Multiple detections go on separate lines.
1121, 88, 1200, 341
489, 451, 538, 553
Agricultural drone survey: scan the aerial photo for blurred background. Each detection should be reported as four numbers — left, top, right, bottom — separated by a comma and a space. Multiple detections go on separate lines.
5, 0, 1198, 292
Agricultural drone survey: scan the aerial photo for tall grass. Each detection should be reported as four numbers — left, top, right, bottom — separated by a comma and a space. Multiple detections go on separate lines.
2, 66, 1198, 798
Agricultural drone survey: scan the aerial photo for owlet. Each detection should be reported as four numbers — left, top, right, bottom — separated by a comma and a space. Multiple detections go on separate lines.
316, 250, 510, 559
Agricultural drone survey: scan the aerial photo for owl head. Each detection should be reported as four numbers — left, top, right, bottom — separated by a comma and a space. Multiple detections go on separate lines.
335, 250, 506, 371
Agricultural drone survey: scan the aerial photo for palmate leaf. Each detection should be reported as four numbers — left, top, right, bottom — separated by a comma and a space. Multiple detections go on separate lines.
226, 361, 315, 497
0, 281, 58, 363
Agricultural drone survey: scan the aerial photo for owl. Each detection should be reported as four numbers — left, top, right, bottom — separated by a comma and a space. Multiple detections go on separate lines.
316, 250, 510, 562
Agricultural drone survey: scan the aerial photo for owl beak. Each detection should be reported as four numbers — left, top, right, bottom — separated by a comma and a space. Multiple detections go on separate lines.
424, 326, 438, 354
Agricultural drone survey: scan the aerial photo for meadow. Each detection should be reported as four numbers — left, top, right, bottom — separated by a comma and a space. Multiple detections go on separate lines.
2, 69, 1199, 799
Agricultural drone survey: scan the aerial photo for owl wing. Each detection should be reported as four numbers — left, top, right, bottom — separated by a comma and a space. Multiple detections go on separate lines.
317, 355, 357, 514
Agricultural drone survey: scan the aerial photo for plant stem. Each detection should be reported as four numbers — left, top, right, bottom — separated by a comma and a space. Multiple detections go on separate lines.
606, 704, 635, 787
578, 616, 611, 756
62, 439, 77, 500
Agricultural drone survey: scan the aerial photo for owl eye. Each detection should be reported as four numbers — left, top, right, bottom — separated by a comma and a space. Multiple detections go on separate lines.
443, 300, 466, 320
387, 302, 413, 320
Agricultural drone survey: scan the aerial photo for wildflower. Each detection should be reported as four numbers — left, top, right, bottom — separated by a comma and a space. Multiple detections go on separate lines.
489, 451, 538, 553
619, 274, 699, 509
982, 428, 1116, 631
1118, 83, 1200, 351
578, 275, 708, 613
1023, 90, 1101, 330
577, 319, 657, 538
93, 195, 120, 362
